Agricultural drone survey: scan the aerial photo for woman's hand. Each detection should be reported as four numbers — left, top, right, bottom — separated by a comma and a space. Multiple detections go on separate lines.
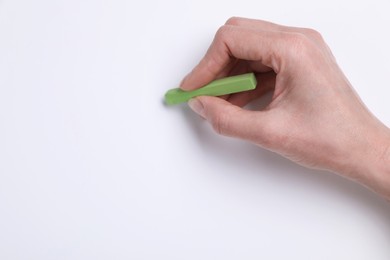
180, 17, 390, 199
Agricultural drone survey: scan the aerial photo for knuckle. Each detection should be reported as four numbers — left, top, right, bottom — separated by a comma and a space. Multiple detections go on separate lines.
211, 112, 230, 136
215, 25, 232, 42
225, 16, 242, 26
286, 32, 308, 46
256, 124, 276, 147
258, 126, 287, 150
284, 32, 315, 58
301, 28, 324, 42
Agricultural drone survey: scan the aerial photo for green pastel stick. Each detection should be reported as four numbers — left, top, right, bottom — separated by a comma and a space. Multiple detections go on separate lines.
164, 73, 257, 105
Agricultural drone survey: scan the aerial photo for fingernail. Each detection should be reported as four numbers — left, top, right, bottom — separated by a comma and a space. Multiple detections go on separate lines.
188, 98, 205, 118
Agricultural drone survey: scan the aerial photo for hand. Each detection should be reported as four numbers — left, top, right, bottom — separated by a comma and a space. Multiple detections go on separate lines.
180, 17, 390, 199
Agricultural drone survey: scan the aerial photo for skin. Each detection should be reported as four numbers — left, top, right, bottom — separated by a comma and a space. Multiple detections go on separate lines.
180, 17, 390, 200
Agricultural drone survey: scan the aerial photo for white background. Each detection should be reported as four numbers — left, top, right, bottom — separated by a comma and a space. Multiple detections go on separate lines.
1, 0, 390, 259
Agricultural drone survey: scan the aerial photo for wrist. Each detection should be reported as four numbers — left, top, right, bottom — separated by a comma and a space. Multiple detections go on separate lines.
340, 122, 390, 200
373, 138, 390, 200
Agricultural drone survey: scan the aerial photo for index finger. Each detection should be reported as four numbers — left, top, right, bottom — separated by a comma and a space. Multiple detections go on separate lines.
180, 25, 285, 91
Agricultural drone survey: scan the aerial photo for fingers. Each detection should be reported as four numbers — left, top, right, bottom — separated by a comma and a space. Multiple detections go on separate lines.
226, 17, 288, 32
188, 96, 270, 142
180, 17, 329, 92
180, 25, 284, 91
227, 17, 335, 59
225, 17, 326, 47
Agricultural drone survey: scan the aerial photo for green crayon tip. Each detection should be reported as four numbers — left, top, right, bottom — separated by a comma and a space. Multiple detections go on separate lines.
164, 73, 257, 105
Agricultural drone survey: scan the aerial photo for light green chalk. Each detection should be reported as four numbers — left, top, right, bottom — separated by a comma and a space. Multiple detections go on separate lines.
164, 73, 257, 105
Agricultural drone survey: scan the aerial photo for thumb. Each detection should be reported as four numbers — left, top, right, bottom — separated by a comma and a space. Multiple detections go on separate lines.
188, 96, 268, 140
